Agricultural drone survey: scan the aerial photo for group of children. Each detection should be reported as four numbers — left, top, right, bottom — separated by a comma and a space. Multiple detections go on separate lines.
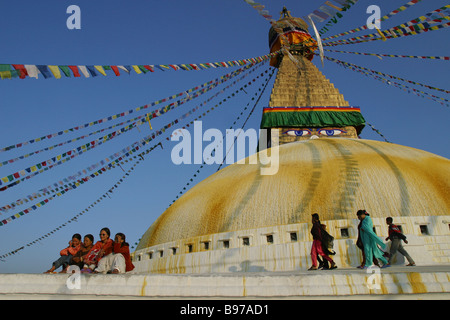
44, 227, 134, 274
309, 210, 416, 270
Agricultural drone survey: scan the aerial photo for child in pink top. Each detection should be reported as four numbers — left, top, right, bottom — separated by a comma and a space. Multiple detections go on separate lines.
44, 234, 81, 273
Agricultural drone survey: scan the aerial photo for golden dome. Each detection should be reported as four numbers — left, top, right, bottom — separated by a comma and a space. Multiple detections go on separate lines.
137, 138, 450, 250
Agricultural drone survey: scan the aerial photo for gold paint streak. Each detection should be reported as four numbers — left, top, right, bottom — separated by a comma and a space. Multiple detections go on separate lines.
407, 272, 427, 294
345, 275, 353, 295
243, 276, 247, 297
140, 276, 147, 296
391, 274, 404, 294
380, 276, 389, 295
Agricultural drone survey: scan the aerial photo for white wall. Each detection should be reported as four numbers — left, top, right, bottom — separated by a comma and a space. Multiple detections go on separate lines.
132, 216, 450, 274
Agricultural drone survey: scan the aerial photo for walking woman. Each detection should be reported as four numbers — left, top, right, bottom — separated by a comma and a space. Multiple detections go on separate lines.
308, 213, 337, 270
357, 210, 389, 268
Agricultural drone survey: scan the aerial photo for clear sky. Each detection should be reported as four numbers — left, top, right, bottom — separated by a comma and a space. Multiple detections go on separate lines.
0, 0, 448, 273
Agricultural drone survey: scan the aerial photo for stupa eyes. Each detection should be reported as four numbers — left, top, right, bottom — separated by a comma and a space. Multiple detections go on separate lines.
317, 129, 346, 136
284, 129, 311, 136
283, 128, 347, 137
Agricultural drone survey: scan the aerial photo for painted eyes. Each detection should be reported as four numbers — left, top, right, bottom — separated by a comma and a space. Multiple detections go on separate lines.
283, 129, 311, 136
317, 129, 346, 136
283, 129, 346, 137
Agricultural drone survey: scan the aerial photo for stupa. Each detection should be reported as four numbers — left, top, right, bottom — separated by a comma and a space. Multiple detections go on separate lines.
132, 8, 450, 274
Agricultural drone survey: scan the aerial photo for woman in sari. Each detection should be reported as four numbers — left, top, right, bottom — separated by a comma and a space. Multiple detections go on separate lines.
357, 210, 389, 268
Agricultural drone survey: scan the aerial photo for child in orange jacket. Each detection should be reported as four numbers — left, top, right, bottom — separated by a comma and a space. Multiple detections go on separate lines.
44, 233, 81, 273
82, 227, 113, 273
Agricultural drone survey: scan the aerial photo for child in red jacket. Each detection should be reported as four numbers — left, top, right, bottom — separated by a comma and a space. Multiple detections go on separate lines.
44, 233, 81, 273
95, 232, 135, 274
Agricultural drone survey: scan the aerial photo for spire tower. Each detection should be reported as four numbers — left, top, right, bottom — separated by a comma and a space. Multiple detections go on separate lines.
262, 9, 365, 145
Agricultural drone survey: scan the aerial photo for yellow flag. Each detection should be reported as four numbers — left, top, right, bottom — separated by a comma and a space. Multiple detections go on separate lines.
94, 66, 107, 76
132, 65, 142, 74
48, 65, 62, 79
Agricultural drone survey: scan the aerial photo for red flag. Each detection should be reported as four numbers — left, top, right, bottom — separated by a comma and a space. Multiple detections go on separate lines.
12, 64, 28, 79
68, 65, 81, 77
111, 66, 120, 76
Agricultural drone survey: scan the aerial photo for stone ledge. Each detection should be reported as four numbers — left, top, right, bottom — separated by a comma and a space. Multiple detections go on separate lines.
0, 265, 448, 299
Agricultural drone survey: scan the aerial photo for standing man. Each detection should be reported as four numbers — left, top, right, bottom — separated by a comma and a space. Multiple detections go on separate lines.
385, 217, 416, 266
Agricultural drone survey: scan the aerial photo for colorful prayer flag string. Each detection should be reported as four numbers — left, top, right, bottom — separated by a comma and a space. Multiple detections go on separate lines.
0, 142, 163, 260
323, 5, 450, 47
321, 0, 424, 41
0, 59, 269, 154
323, 49, 450, 61
0, 62, 265, 192
323, 55, 450, 95
0, 52, 278, 80
324, 55, 449, 106
0, 63, 267, 214
365, 123, 391, 143
315, 0, 361, 35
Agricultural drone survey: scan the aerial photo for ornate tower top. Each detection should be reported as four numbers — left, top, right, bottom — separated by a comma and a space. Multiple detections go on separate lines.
263, 8, 365, 145
280, 6, 292, 18
269, 7, 317, 66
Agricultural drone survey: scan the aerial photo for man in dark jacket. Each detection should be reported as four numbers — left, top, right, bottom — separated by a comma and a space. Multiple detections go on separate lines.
385, 217, 415, 266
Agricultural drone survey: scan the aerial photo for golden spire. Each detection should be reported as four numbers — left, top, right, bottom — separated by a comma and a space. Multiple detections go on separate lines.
280, 6, 292, 18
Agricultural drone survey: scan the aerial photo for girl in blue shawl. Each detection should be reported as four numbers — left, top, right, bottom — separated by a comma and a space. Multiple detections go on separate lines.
357, 210, 389, 268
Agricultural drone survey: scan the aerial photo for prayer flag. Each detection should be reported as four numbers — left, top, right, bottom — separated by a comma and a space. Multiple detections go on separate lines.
118, 65, 131, 73
78, 66, 90, 78
12, 64, 28, 79
94, 65, 107, 76
86, 66, 98, 77
110, 66, 120, 76
36, 65, 52, 79
132, 65, 142, 74
59, 66, 71, 77
68, 65, 81, 77
48, 65, 62, 79
25, 65, 40, 79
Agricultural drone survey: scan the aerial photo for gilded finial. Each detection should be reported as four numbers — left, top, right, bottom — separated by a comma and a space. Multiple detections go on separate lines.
280, 6, 292, 18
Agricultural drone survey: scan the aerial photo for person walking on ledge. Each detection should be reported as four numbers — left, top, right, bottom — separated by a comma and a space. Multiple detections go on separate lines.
385, 217, 415, 266
308, 213, 337, 271
357, 210, 389, 268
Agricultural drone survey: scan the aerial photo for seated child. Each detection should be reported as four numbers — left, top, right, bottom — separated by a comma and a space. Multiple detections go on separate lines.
70, 234, 94, 270
81, 227, 113, 273
44, 233, 81, 273
95, 233, 135, 274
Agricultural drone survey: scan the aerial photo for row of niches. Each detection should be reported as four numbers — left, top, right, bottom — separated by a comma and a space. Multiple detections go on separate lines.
134, 231, 299, 262
132, 219, 447, 262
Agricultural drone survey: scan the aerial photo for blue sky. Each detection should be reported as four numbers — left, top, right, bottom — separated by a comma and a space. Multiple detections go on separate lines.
0, 0, 448, 273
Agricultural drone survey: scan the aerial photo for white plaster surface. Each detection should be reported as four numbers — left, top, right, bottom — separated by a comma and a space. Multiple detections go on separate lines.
0, 265, 448, 299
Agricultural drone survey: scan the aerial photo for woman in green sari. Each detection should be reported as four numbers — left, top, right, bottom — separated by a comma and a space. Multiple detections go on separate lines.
357, 210, 389, 268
